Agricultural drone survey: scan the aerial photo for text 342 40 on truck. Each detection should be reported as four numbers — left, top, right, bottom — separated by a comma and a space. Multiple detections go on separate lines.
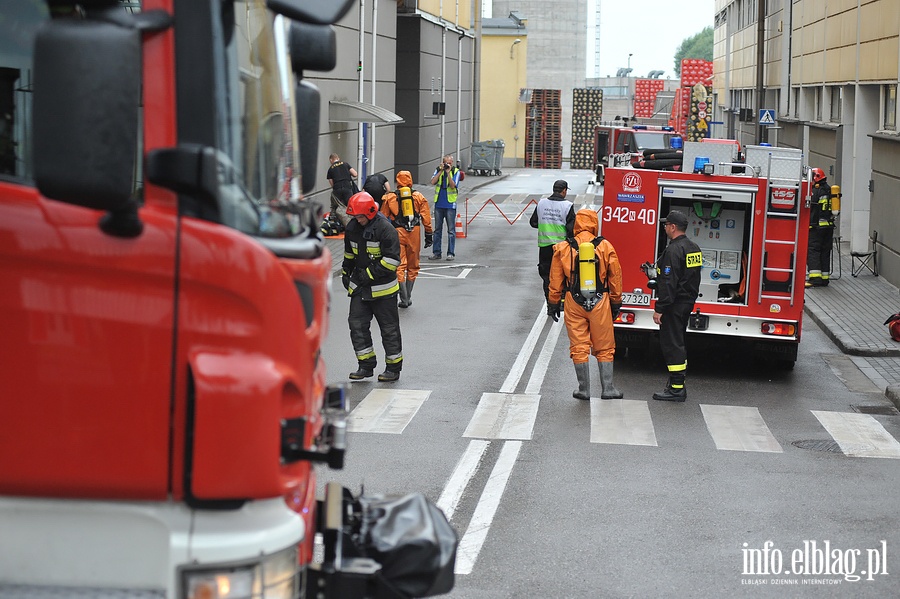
602, 140, 814, 369
0, 1, 456, 598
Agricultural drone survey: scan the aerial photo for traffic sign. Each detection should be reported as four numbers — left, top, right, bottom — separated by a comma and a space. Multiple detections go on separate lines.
759, 109, 775, 125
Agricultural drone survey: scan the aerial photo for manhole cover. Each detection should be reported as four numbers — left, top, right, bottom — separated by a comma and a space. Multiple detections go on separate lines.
792, 439, 875, 453
851, 404, 900, 416
792, 439, 843, 453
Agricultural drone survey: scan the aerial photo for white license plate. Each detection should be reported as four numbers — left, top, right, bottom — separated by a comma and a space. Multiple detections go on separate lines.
621, 292, 651, 306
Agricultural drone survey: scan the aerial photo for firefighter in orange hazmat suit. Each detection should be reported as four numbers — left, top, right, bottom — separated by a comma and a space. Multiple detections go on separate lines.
548, 209, 624, 400
380, 171, 433, 308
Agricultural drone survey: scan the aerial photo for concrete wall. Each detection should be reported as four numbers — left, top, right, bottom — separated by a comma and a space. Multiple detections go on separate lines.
871, 136, 900, 283
479, 33, 527, 166
395, 16, 475, 183
491, 0, 587, 162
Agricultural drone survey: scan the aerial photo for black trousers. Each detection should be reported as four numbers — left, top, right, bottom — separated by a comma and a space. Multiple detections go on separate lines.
659, 302, 694, 367
537, 245, 554, 302
349, 294, 402, 371
807, 226, 834, 274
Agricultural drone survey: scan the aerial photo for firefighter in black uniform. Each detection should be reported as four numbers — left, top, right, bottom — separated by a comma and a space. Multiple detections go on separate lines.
342, 192, 403, 382
652, 210, 702, 402
806, 167, 835, 287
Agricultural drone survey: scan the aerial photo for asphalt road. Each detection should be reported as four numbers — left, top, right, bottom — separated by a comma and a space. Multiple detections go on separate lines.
317, 171, 900, 598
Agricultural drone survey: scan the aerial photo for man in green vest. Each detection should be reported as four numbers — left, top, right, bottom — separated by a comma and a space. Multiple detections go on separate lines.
530, 179, 576, 303
428, 154, 461, 261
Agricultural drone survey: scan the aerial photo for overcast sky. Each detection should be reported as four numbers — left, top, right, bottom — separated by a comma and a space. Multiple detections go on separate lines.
587, 0, 716, 79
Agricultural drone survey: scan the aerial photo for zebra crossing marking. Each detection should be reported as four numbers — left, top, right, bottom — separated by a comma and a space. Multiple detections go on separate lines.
590, 399, 658, 446
347, 389, 431, 434
454, 440, 522, 575
463, 392, 541, 440
812, 410, 900, 458
700, 404, 783, 453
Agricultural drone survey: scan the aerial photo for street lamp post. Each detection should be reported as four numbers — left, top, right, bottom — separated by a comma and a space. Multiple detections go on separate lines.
628, 53, 633, 70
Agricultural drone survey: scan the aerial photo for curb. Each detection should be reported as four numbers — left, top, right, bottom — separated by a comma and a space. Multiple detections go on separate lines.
886, 385, 900, 410
802, 304, 900, 358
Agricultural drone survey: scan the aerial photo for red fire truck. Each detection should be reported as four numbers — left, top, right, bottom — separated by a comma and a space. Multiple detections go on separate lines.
602, 141, 812, 368
0, 1, 454, 597
593, 124, 682, 185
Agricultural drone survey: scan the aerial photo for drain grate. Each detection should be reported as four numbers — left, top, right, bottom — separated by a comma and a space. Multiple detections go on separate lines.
792, 439, 843, 453
851, 404, 900, 416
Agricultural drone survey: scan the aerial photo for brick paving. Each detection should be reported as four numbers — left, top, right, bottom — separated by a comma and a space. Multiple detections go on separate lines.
803, 243, 900, 405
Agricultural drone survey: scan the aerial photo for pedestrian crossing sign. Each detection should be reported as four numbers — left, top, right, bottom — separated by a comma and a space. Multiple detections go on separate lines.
759, 109, 776, 125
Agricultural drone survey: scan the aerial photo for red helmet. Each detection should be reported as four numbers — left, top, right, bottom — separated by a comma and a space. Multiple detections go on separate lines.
810, 167, 826, 183
346, 192, 378, 219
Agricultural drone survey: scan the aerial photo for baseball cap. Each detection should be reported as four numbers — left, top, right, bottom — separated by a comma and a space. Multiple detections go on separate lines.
661, 210, 689, 228
553, 180, 569, 193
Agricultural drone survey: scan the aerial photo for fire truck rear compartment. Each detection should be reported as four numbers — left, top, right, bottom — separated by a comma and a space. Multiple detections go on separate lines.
659, 183, 755, 305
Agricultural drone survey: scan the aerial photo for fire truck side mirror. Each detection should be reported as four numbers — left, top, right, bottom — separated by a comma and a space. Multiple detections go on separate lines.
32, 18, 140, 212
288, 22, 337, 193
269, 0, 355, 25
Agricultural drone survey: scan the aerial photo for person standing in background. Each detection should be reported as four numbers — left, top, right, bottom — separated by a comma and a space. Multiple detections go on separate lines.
530, 179, 576, 302
428, 154, 460, 261
326, 153, 358, 224
806, 167, 835, 287
380, 171, 433, 308
363, 172, 391, 209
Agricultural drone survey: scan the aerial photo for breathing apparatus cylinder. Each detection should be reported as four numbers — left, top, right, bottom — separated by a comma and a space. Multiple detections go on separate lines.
578, 242, 597, 300
399, 187, 414, 229
830, 184, 841, 216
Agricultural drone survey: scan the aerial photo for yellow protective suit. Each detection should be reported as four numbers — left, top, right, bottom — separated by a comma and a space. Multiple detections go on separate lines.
380, 171, 433, 283
548, 209, 623, 363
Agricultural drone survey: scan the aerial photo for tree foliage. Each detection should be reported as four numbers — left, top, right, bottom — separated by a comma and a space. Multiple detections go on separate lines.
674, 26, 714, 76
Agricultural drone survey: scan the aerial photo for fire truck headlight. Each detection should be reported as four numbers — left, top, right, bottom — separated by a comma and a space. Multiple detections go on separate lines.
183, 546, 299, 599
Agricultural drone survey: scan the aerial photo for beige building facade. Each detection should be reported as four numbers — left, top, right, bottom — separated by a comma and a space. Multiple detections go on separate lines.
713, 0, 900, 286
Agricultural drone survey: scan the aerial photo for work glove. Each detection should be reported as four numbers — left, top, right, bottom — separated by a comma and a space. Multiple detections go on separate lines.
350, 267, 370, 287
424, 232, 434, 248
547, 302, 560, 323
610, 302, 622, 320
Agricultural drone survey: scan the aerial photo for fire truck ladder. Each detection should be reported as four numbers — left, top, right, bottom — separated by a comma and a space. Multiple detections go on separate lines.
758, 152, 804, 307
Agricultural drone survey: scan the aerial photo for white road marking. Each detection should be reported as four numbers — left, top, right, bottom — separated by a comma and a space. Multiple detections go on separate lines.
499, 306, 547, 393
417, 264, 476, 279
524, 317, 564, 394
436, 440, 491, 521
700, 404, 783, 452
454, 440, 522, 575
347, 389, 430, 434
591, 399, 658, 446
812, 410, 900, 458
463, 393, 541, 440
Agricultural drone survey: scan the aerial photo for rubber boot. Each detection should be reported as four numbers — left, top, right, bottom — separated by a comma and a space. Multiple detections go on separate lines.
572, 362, 590, 400
349, 365, 375, 380
405, 279, 415, 307
652, 372, 687, 402
598, 361, 624, 399
378, 370, 400, 382
397, 281, 409, 308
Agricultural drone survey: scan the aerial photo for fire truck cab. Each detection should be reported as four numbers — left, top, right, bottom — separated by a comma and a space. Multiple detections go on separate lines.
602, 141, 811, 368
594, 125, 682, 185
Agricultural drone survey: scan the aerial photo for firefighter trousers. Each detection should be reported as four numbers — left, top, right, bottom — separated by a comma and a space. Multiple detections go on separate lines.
659, 302, 693, 369
563, 292, 616, 363
398, 226, 422, 283
807, 226, 834, 278
349, 295, 403, 372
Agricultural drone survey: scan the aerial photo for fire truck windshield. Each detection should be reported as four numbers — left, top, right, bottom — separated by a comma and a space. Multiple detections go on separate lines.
216, 1, 299, 235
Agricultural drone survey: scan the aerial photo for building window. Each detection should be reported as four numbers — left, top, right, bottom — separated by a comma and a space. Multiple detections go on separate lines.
884, 84, 897, 131
829, 87, 841, 122
792, 88, 799, 118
